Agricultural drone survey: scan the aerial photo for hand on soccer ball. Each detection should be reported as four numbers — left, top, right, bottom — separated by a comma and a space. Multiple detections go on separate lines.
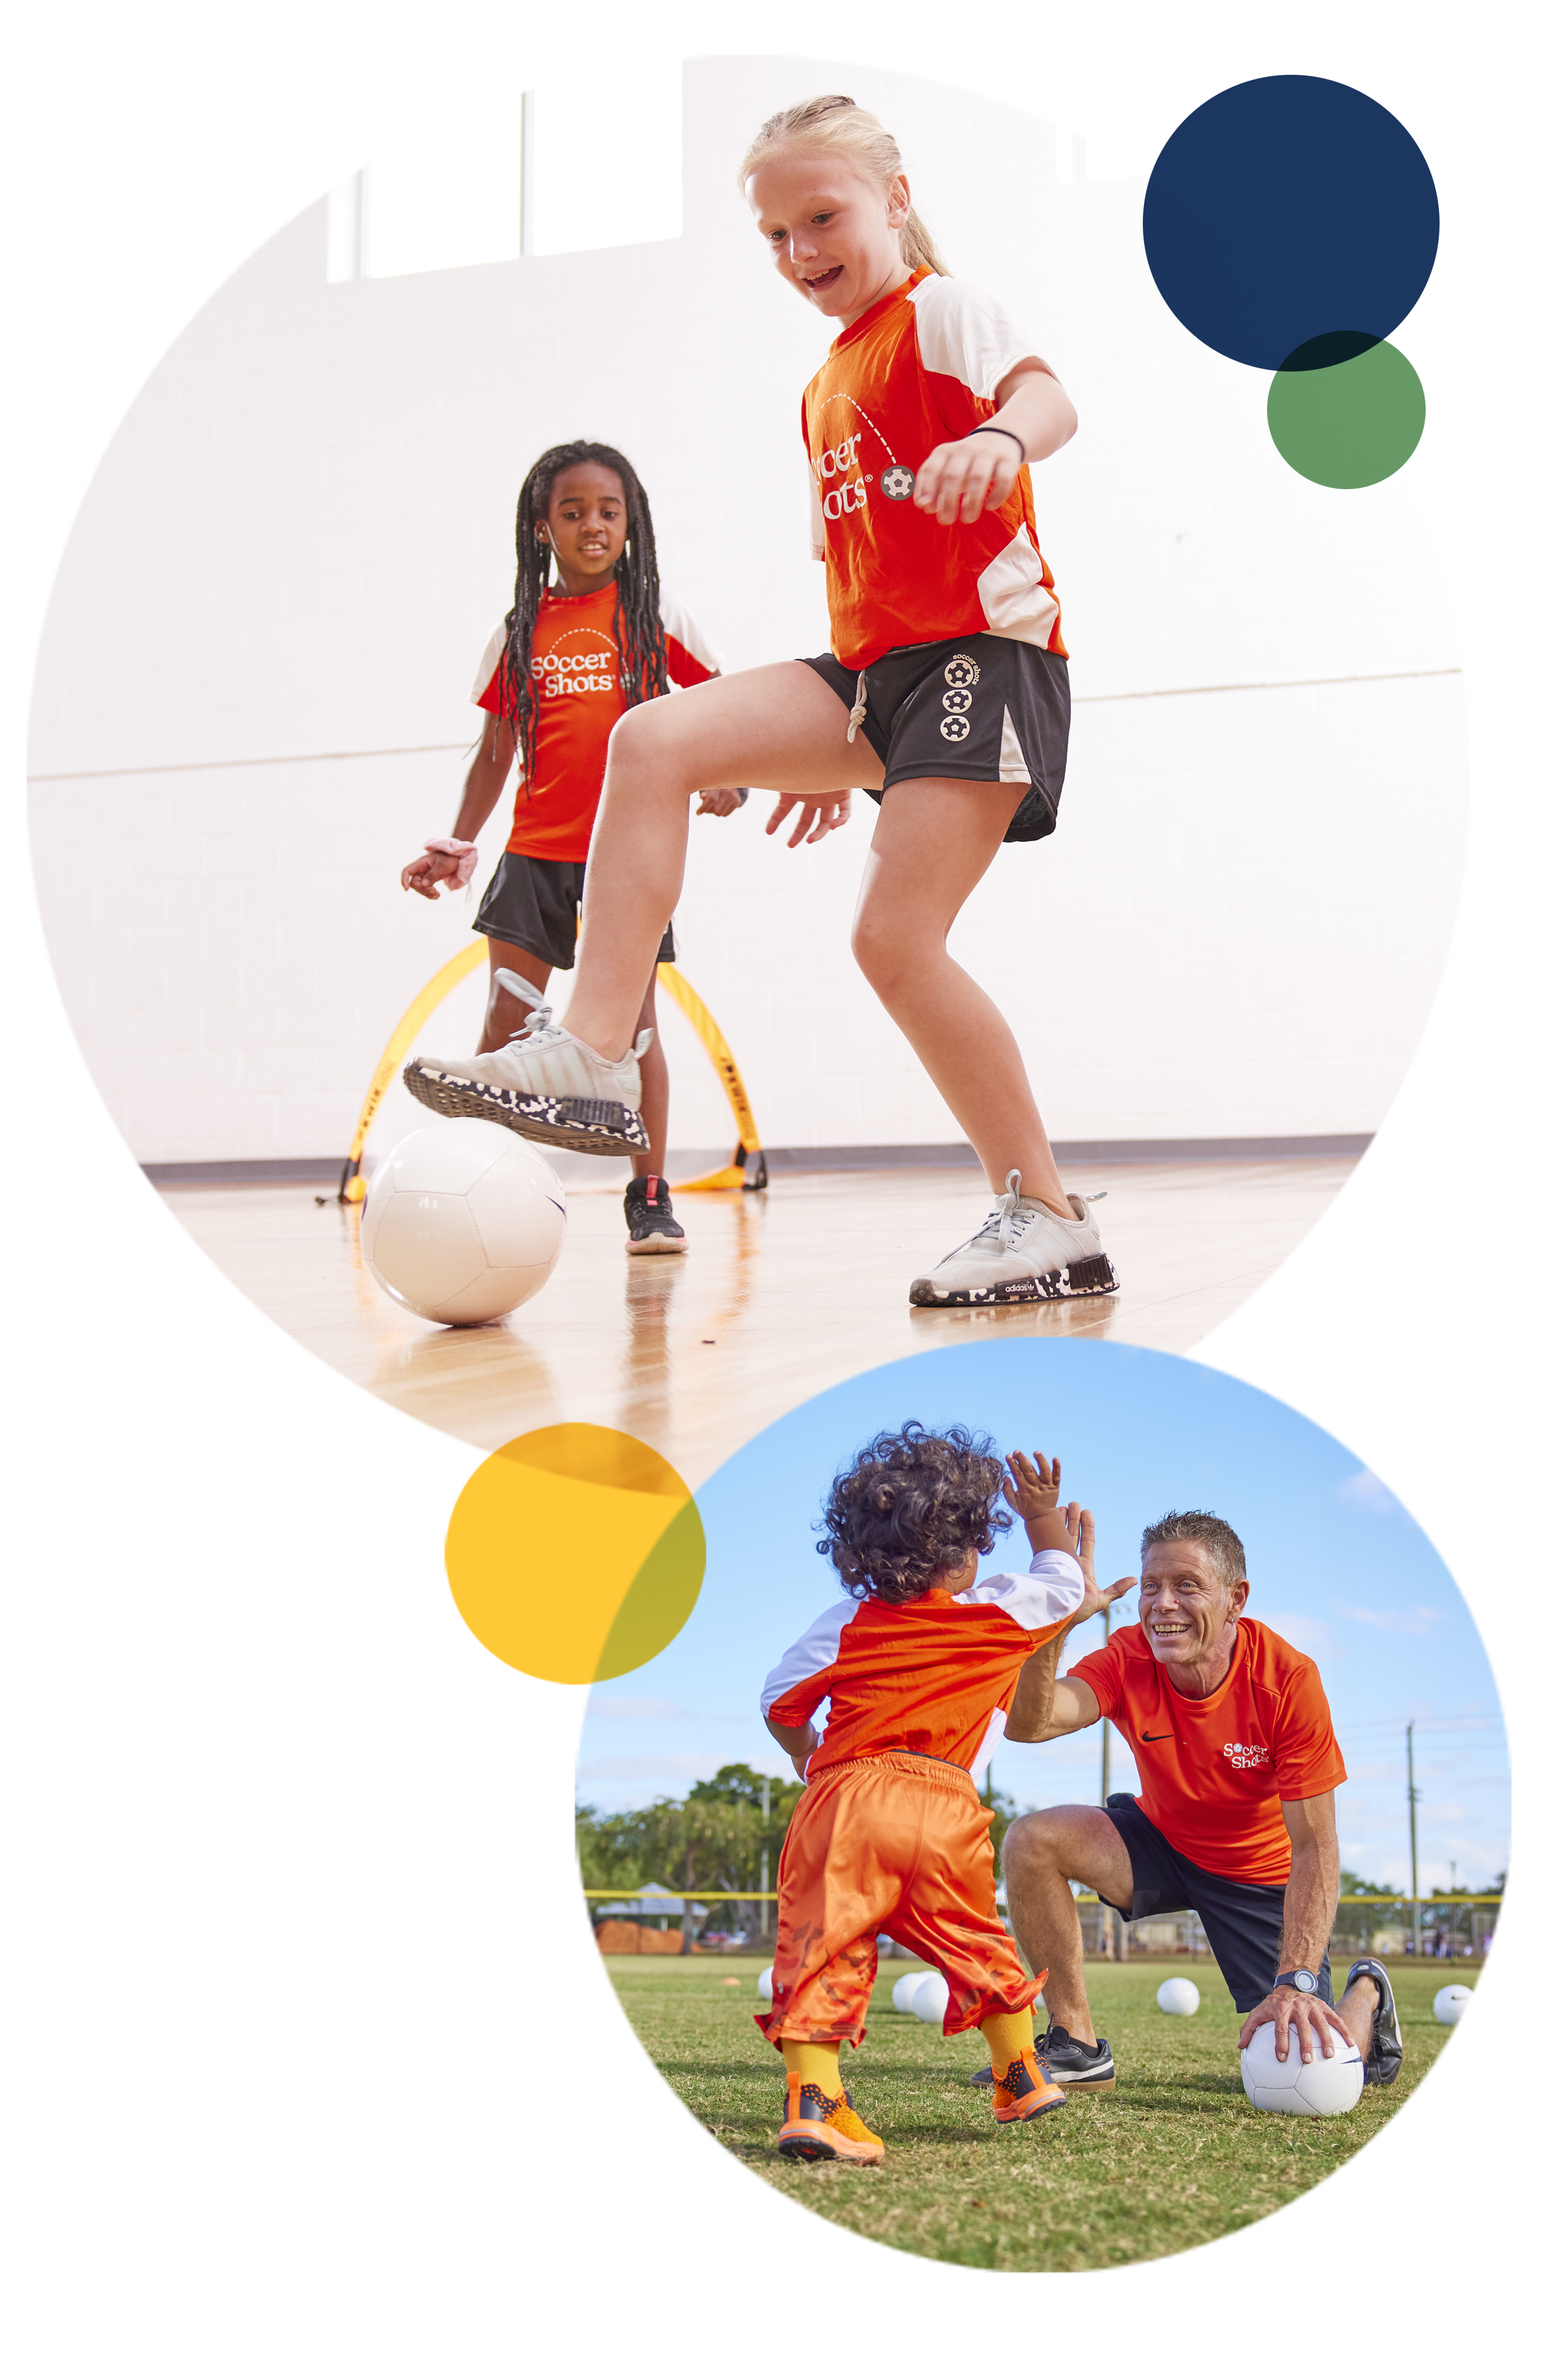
1239, 1983, 1356, 2065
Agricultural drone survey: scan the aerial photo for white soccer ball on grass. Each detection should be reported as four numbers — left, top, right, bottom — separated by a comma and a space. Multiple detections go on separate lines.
1157, 1977, 1201, 2016
910, 1974, 950, 2025
1240, 2025, 1365, 2117
757, 1966, 773, 2001
1434, 1983, 1472, 2025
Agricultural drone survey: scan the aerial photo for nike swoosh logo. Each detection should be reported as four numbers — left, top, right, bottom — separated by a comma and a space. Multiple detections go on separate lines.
1140, 1732, 1175, 1743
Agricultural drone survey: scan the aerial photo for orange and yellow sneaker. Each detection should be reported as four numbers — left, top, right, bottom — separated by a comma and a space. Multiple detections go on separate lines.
1347, 1129, 1469, 1261
779, 2073, 886, 2165
991, 2047, 1068, 2125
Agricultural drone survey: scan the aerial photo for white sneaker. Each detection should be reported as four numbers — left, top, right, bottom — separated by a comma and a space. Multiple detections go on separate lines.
909, 1170, 1118, 1306
403, 974, 650, 1156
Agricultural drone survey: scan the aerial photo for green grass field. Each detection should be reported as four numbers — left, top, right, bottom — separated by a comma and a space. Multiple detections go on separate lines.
604, 1954, 1476, 2270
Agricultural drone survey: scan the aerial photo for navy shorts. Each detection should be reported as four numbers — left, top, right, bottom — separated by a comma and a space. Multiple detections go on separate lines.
1099, 1793, 1333, 2014
800, 632, 1070, 845
473, 852, 675, 971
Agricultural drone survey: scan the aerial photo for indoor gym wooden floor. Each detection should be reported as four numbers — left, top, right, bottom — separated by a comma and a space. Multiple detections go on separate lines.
160, 1156, 1356, 1484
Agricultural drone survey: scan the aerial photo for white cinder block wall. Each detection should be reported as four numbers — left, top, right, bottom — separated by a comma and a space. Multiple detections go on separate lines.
28, 58, 1464, 1168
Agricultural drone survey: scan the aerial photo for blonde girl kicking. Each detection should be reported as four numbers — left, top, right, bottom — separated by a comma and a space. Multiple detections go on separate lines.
405, 97, 1114, 1306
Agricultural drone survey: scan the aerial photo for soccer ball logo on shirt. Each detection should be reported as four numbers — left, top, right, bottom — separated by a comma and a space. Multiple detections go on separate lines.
1222, 1742, 1272, 1770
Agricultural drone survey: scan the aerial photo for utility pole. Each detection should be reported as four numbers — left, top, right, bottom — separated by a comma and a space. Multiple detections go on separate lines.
1406, 1721, 1420, 1959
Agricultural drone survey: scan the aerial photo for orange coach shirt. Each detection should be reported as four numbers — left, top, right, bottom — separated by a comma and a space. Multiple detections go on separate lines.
472, 584, 717, 861
1070, 1618, 1347, 1884
760, 1550, 1084, 1780
801, 268, 1069, 672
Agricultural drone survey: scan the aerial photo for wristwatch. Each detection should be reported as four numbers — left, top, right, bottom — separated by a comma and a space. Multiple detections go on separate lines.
1272, 1969, 1319, 1994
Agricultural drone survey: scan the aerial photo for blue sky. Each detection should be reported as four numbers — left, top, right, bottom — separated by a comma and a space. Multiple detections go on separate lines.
575, 1340, 1508, 1891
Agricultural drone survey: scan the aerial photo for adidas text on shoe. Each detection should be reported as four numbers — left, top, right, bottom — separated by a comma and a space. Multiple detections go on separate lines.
990, 2047, 1068, 2125
403, 976, 649, 1156
1347, 1129, 1469, 1261
910, 1171, 1117, 1307
778, 2074, 885, 2164
1345, 1959, 1403, 2085
624, 1176, 688, 1255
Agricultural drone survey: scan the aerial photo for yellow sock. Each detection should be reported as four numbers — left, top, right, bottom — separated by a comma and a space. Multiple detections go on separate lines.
782, 2039, 843, 2097
981, 2010, 1036, 2073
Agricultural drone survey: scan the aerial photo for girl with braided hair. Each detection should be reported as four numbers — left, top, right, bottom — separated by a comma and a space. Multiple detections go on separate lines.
400, 440, 737, 1254
406, 96, 1115, 1308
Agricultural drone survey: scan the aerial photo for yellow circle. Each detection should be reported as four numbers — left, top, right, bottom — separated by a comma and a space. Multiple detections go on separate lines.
445, 1423, 706, 1682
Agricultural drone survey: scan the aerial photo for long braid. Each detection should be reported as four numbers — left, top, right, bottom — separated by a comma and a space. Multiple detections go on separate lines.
501, 440, 668, 787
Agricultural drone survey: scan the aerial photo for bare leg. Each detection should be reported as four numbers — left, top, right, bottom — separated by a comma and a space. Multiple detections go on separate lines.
1002, 1807, 1135, 2046
1336, 1975, 1380, 2062
629, 969, 667, 1182
565, 663, 882, 1058
479, 942, 552, 1053
850, 781, 1070, 1212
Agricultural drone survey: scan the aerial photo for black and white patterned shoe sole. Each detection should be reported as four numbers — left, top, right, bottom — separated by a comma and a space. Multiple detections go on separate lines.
909, 1253, 1119, 1308
402, 1060, 649, 1156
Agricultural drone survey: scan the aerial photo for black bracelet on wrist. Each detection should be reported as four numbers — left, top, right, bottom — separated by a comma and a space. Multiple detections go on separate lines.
966, 423, 1027, 464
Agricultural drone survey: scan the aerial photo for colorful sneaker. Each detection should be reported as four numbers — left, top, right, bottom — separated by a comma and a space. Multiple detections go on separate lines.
970, 2025, 1115, 2091
909, 1171, 1118, 1307
1347, 1129, 1469, 1261
778, 2073, 885, 2165
403, 974, 649, 1156
1345, 1959, 1403, 2085
990, 2046, 1068, 2124
624, 1176, 688, 1255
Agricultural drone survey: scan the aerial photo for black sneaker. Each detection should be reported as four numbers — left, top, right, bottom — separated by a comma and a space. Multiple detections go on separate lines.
970, 2024, 1116, 2091
624, 1176, 688, 1256
1345, 1959, 1403, 2085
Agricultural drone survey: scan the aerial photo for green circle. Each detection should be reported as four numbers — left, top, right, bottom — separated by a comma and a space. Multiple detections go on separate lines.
1267, 340, 1425, 488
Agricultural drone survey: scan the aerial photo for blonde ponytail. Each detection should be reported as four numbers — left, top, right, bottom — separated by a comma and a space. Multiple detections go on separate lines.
738, 94, 950, 277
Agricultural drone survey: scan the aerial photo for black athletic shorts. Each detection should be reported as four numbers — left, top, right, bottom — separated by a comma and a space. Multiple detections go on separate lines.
473, 852, 675, 970
1099, 1793, 1333, 2015
799, 633, 1070, 845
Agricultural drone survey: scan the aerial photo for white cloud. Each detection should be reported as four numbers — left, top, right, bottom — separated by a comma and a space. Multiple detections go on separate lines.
586, 1696, 684, 1721
1335, 1601, 1446, 1635
1336, 1468, 1403, 1513
576, 1752, 747, 1785
1262, 1611, 1342, 1661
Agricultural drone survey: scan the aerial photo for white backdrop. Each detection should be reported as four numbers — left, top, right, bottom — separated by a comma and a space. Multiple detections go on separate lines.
28, 57, 1464, 1167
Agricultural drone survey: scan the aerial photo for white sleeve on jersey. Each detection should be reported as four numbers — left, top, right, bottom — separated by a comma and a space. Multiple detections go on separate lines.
759, 1598, 858, 1720
470, 620, 507, 705
657, 587, 721, 675
908, 275, 1042, 402
958, 1546, 1084, 1631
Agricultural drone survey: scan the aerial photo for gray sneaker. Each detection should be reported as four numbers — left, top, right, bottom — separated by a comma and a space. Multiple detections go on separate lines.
911, 1171, 1118, 1306
1345, 1959, 1403, 2085
970, 2025, 1116, 2090
403, 975, 650, 1156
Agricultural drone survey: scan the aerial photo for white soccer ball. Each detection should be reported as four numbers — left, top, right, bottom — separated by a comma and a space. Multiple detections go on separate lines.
1241, 2025, 1365, 2117
359, 1123, 566, 1325
757, 1966, 774, 2002
891, 1971, 926, 2013
1434, 1983, 1472, 2025
911, 1974, 949, 2025
1157, 1977, 1201, 2016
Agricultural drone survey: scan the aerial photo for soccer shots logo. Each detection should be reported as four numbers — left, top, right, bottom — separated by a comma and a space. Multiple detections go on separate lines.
532, 631, 618, 695
1222, 1741, 1272, 1770
809, 393, 912, 524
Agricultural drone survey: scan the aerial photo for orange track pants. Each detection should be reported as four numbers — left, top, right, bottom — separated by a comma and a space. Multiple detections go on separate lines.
755, 1751, 1046, 2048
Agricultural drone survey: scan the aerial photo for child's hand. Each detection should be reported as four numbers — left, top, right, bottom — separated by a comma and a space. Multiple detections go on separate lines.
695, 788, 745, 818
914, 431, 1020, 527
1001, 1450, 1062, 1522
764, 791, 853, 848
401, 851, 457, 899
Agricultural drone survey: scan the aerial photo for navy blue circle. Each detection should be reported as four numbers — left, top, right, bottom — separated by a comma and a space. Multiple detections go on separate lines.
1143, 76, 1439, 372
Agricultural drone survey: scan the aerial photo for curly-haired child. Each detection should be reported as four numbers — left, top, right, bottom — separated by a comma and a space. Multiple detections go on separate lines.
756, 1424, 1093, 2162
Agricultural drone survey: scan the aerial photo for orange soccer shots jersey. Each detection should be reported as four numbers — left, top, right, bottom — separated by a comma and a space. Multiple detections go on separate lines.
1070, 1618, 1347, 1882
472, 584, 716, 861
760, 1547, 1085, 1778
800, 268, 1069, 671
